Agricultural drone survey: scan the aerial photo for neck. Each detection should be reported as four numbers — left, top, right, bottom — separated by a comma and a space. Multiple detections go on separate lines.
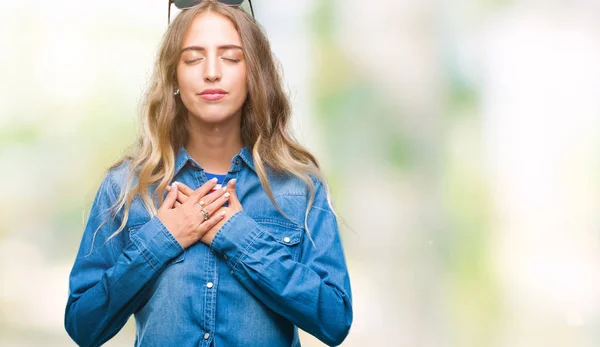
185, 112, 243, 174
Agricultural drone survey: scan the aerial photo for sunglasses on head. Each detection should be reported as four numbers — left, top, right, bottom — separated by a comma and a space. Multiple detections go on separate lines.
168, 0, 255, 24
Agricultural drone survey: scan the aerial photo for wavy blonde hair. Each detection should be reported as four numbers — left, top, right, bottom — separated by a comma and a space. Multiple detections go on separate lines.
100, 1, 331, 241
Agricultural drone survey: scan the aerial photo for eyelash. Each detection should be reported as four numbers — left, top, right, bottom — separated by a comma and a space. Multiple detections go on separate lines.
184, 57, 240, 64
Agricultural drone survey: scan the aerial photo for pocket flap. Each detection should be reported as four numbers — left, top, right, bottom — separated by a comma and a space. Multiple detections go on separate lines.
274, 231, 302, 246
254, 218, 303, 246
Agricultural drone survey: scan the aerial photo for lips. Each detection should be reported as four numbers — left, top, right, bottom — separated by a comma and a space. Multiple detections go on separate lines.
199, 89, 228, 101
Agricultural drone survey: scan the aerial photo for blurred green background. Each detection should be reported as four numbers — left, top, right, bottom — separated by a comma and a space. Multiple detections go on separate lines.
1, 0, 599, 346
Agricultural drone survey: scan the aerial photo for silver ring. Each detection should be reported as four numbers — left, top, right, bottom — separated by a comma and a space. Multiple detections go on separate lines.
200, 209, 210, 221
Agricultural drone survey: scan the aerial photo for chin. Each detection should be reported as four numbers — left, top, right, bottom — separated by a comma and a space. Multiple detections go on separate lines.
191, 109, 237, 123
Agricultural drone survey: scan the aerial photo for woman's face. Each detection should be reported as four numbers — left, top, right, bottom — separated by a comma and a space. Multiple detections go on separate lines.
176, 12, 248, 124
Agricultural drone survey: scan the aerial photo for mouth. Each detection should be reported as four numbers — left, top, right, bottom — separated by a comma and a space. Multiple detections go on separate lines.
199, 89, 228, 101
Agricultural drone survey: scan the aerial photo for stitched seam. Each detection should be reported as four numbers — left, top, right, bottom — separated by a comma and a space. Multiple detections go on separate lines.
156, 220, 184, 252
107, 170, 120, 194
130, 234, 160, 271
273, 192, 305, 197
253, 218, 303, 230
211, 210, 242, 258
231, 228, 263, 272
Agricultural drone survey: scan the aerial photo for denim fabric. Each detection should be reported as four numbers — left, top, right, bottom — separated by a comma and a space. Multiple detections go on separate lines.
65, 146, 353, 347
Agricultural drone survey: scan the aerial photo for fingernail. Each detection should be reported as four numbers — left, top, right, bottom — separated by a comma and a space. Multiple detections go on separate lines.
172, 182, 179, 189
223, 192, 230, 199
229, 179, 236, 185
211, 178, 218, 182
220, 210, 226, 216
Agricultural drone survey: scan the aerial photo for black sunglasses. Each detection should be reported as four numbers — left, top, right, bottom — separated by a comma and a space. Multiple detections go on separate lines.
168, 0, 255, 24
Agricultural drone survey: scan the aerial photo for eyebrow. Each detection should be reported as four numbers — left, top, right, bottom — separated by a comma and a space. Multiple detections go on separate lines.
180, 45, 243, 53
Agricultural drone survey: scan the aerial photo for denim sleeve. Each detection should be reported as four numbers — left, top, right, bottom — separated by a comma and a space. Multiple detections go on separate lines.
210, 181, 353, 346
64, 172, 184, 347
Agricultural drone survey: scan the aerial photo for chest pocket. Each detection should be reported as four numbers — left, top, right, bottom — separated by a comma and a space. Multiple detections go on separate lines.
128, 224, 186, 265
254, 218, 303, 261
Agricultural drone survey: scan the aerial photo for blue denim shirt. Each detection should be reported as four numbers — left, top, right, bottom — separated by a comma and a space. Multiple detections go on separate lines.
65, 147, 353, 347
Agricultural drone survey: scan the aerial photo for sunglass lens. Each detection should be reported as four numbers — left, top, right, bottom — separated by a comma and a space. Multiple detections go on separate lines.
174, 0, 244, 9
174, 0, 200, 9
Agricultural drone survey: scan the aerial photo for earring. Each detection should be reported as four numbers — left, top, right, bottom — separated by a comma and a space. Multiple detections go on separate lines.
174, 89, 180, 96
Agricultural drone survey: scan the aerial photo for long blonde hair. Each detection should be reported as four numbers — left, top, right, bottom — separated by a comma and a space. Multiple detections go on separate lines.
101, 1, 331, 241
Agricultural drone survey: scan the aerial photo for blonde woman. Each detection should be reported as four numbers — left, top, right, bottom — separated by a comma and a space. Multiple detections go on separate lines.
65, 1, 352, 346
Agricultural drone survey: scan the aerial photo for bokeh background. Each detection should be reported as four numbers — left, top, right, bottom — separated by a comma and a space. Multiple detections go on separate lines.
1, 0, 599, 346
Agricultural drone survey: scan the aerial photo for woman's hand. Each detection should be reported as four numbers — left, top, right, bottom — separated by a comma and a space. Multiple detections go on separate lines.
167, 179, 243, 245
157, 178, 230, 249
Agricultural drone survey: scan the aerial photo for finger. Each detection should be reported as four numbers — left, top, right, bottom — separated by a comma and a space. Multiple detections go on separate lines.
168, 182, 192, 204
197, 208, 227, 234
195, 186, 227, 210
168, 181, 192, 199
174, 181, 195, 197
176, 190, 189, 204
226, 179, 242, 209
185, 178, 219, 206
202, 190, 230, 215
175, 201, 182, 208
159, 182, 179, 212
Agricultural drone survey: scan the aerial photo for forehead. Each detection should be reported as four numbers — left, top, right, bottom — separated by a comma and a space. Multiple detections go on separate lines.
182, 12, 242, 47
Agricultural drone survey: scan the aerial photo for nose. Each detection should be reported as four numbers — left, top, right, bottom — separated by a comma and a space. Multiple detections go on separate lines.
204, 55, 222, 82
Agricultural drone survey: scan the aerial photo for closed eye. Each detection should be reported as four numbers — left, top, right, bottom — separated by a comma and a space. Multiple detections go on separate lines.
184, 58, 204, 64
221, 57, 241, 63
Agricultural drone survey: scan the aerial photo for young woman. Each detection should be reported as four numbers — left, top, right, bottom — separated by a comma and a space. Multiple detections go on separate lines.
65, 1, 353, 346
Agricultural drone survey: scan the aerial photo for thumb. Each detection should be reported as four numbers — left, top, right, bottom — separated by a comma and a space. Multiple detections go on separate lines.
160, 182, 179, 212
226, 179, 241, 208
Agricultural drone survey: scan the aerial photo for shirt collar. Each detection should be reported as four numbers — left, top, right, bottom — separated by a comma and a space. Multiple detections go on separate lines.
237, 146, 256, 172
174, 146, 256, 177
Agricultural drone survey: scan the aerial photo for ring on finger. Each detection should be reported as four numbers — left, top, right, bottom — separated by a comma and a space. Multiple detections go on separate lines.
198, 200, 206, 208
200, 209, 210, 221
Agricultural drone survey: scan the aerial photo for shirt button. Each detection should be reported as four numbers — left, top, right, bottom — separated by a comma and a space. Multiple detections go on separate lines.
235, 159, 240, 165
203, 333, 210, 340
206, 282, 214, 289
223, 254, 228, 260
283, 237, 291, 243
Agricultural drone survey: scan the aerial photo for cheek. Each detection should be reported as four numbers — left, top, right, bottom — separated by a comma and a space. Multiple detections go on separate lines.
177, 74, 191, 90
227, 67, 247, 105
177, 66, 198, 90
233, 69, 248, 96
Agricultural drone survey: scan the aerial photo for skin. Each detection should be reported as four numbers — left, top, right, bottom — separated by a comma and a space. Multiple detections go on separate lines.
177, 11, 248, 174
157, 11, 248, 248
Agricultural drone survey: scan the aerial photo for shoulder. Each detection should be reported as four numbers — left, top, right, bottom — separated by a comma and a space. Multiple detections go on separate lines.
102, 159, 136, 195
97, 159, 154, 226
264, 169, 327, 197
